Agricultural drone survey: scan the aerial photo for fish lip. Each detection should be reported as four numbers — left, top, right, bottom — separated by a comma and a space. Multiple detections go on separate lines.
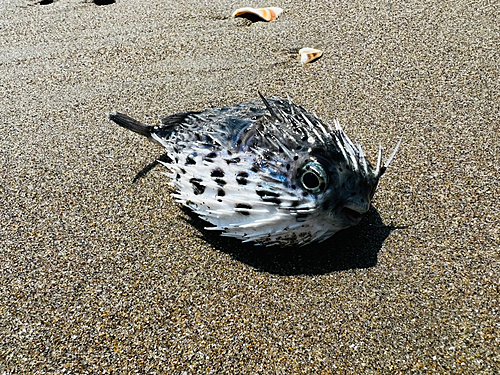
340, 207, 365, 223
337, 202, 369, 223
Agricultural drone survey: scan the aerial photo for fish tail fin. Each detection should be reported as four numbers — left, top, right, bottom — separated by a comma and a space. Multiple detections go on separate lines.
108, 112, 154, 138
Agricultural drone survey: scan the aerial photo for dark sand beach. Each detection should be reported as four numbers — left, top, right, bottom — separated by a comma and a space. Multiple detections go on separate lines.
1, 0, 499, 372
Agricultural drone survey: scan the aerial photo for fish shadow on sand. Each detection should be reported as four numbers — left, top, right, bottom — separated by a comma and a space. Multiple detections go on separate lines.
132, 156, 403, 276
183, 207, 404, 276
132, 154, 172, 183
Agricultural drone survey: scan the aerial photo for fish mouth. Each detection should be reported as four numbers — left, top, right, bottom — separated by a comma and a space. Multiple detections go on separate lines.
340, 207, 365, 222
337, 200, 370, 223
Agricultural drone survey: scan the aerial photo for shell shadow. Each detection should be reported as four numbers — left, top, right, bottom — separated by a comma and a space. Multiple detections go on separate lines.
182, 206, 404, 276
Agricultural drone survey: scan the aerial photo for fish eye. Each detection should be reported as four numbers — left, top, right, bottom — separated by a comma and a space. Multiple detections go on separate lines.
299, 161, 328, 194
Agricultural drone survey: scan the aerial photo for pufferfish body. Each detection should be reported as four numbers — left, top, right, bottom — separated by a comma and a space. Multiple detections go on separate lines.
109, 94, 400, 247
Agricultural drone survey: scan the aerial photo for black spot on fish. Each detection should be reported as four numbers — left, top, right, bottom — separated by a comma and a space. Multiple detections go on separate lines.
211, 169, 225, 178
217, 189, 225, 197
185, 155, 196, 165
237, 178, 248, 185
215, 178, 226, 186
293, 155, 299, 161
235, 203, 251, 216
226, 157, 241, 165
236, 171, 249, 185
189, 178, 205, 195
206, 152, 217, 159
250, 163, 260, 173
256, 189, 280, 198
180, 168, 186, 174
236, 203, 252, 209
256, 189, 282, 205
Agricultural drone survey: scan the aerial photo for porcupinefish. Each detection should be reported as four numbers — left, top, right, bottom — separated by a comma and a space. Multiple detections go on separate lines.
109, 93, 400, 247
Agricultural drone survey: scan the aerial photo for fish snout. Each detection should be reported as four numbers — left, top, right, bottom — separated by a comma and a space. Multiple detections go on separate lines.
338, 199, 370, 223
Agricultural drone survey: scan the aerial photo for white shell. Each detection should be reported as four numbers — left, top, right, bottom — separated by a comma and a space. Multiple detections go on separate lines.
299, 47, 323, 64
232, 7, 283, 22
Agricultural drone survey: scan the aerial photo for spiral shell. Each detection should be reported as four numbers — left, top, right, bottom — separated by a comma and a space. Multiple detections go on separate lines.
299, 48, 323, 64
232, 7, 283, 22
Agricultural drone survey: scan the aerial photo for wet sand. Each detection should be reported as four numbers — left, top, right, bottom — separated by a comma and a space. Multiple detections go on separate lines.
1, 0, 499, 372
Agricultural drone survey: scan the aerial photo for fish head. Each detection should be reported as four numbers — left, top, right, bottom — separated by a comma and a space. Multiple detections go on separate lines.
292, 148, 380, 231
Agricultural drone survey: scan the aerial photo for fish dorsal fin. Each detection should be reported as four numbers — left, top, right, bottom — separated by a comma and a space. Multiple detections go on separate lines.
160, 111, 201, 128
156, 111, 202, 138
258, 91, 282, 121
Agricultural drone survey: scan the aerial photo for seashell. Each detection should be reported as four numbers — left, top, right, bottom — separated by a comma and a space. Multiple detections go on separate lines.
299, 48, 323, 64
232, 7, 283, 22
